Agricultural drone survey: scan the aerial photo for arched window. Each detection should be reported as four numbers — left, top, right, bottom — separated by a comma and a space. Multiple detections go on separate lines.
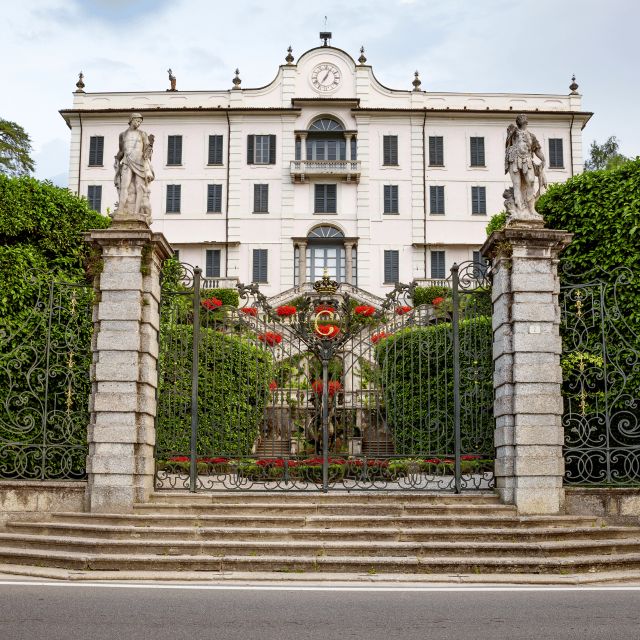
308, 118, 344, 132
308, 225, 344, 239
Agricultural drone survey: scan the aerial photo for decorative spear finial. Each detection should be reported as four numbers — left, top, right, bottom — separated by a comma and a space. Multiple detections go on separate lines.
358, 46, 367, 65
232, 68, 241, 90
167, 68, 177, 91
285, 46, 294, 64
569, 74, 579, 94
412, 70, 422, 91
75, 71, 85, 93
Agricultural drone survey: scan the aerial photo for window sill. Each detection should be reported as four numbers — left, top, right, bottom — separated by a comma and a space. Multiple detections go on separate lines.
206, 163, 224, 167
383, 212, 400, 216
206, 211, 223, 215
471, 213, 487, 216
88, 164, 104, 168
429, 212, 445, 216
468, 165, 487, 170
381, 164, 401, 169
253, 211, 270, 214
548, 166, 565, 170
166, 164, 183, 168
313, 212, 337, 215
166, 211, 182, 215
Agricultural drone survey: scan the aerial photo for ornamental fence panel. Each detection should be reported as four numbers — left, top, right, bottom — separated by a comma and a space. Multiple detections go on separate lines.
561, 266, 640, 486
0, 279, 93, 480
155, 261, 494, 492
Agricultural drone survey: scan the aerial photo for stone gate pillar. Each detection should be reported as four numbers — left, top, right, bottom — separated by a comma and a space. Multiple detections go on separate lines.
482, 227, 572, 514
84, 227, 172, 513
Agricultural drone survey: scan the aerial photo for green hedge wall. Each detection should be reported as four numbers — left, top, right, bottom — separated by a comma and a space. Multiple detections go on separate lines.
375, 316, 493, 456
157, 324, 273, 458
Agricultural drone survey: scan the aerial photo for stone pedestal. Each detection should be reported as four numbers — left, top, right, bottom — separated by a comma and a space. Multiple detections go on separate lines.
481, 226, 572, 515
84, 227, 172, 513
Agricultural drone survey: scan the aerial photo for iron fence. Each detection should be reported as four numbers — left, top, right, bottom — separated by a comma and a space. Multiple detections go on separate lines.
561, 266, 640, 485
0, 279, 93, 480
155, 261, 494, 492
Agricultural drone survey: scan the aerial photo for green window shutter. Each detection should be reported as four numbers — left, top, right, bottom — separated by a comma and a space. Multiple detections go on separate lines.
254, 184, 268, 213
207, 184, 222, 213
166, 184, 181, 213
205, 249, 221, 278
429, 136, 443, 166
383, 135, 398, 165
384, 250, 399, 283
470, 137, 485, 166
87, 185, 102, 212
247, 135, 254, 164
89, 136, 104, 166
208, 135, 223, 165
431, 250, 446, 279
253, 249, 268, 283
430, 186, 444, 214
471, 186, 486, 215
167, 135, 182, 165
269, 135, 277, 164
384, 185, 398, 214
549, 138, 564, 168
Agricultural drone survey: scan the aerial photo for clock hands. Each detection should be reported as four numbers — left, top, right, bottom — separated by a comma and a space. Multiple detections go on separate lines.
321, 70, 331, 83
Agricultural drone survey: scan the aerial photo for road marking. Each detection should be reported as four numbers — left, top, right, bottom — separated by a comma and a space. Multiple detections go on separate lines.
1, 581, 640, 592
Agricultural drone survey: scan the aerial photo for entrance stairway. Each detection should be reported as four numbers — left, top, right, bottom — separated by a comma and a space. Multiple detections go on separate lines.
2, 492, 640, 577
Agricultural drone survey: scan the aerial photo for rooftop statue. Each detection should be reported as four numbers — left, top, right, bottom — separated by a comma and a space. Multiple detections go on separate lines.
113, 113, 155, 225
504, 114, 547, 225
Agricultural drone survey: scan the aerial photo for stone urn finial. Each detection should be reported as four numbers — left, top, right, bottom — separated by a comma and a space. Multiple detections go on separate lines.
412, 70, 422, 91
358, 46, 367, 65
285, 46, 294, 64
75, 71, 85, 93
232, 68, 241, 90
569, 74, 579, 94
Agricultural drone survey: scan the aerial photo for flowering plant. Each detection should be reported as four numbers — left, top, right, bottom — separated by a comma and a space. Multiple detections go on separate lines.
311, 380, 342, 397
314, 324, 340, 339
240, 307, 258, 316
268, 380, 278, 392
354, 305, 375, 317
276, 305, 297, 317
371, 331, 388, 344
314, 304, 335, 314
431, 296, 445, 307
201, 297, 223, 311
395, 305, 412, 315
258, 331, 282, 346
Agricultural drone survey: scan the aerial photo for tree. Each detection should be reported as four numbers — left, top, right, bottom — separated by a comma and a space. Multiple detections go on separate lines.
584, 135, 629, 171
0, 119, 35, 176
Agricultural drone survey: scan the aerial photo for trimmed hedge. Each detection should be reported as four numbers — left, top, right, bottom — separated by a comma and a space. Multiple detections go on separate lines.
412, 285, 449, 307
375, 316, 493, 456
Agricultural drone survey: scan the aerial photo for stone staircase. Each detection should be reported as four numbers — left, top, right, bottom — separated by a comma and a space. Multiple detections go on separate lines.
2, 492, 640, 577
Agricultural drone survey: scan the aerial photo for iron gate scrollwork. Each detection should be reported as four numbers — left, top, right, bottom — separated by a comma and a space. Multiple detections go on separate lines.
155, 260, 494, 492
561, 266, 640, 485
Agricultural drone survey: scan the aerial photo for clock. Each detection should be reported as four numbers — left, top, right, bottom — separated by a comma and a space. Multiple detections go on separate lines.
311, 63, 342, 93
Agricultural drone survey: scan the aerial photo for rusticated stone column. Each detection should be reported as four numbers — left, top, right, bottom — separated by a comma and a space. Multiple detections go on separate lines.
481, 227, 572, 515
84, 227, 172, 513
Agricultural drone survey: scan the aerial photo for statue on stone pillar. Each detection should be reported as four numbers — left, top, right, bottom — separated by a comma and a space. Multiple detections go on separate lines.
504, 114, 547, 225
113, 113, 155, 225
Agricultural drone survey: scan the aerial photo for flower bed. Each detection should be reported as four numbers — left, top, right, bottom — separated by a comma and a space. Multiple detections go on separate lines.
258, 331, 282, 346
276, 305, 297, 317
240, 306, 258, 316
201, 297, 223, 311
354, 305, 375, 317
395, 305, 412, 316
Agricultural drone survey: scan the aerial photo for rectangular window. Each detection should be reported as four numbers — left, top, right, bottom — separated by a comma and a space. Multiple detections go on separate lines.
314, 184, 337, 213
429, 185, 445, 215
350, 137, 357, 161
428, 136, 444, 166
383, 135, 398, 166
253, 184, 269, 213
247, 135, 276, 164
471, 186, 487, 215
431, 250, 446, 279
383, 185, 399, 214
205, 249, 221, 278
252, 249, 268, 283
383, 250, 399, 284
208, 135, 223, 165
167, 135, 183, 165
549, 138, 564, 168
88, 136, 104, 166
473, 250, 489, 278
166, 184, 181, 213
470, 137, 485, 167
207, 184, 223, 213
87, 185, 102, 212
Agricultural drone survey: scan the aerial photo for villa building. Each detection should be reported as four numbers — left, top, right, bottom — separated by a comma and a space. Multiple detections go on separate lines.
61, 35, 590, 296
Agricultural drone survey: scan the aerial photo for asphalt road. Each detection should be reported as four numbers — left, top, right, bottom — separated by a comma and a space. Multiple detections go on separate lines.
0, 582, 639, 640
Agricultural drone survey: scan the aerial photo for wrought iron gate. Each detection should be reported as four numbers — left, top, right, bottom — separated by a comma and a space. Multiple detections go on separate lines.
155, 261, 494, 492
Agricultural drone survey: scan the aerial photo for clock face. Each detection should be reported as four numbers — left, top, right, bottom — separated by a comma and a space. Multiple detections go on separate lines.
311, 63, 342, 93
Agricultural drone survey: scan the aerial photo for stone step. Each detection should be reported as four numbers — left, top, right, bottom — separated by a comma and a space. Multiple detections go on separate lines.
7, 521, 634, 543
132, 502, 518, 517
1, 545, 639, 574
2, 532, 640, 559
146, 492, 502, 505
43, 511, 600, 529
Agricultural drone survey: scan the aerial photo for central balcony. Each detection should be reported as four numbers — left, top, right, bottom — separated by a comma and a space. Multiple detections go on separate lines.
290, 160, 361, 184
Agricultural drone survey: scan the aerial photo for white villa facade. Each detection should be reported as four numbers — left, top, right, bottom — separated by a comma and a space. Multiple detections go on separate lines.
61, 38, 591, 296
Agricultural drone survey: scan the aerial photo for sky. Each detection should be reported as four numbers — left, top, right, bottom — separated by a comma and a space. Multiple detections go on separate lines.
2, 0, 638, 185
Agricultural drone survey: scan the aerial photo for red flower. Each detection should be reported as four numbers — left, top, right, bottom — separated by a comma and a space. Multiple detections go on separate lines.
240, 307, 258, 316
315, 304, 335, 314
268, 380, 278, 392
258, 332, 282, 346
424, 458, 441, 464
432, 296, 445, 306
169, 456, 190, 462
315, 324, 340, 339
371, 331, 388, 344
354, 305, 375, 317
461, 454, 481, 461
302, 457, 347, 466
276, 305, 297, 317
201, 457, 229, 464
201, 297, 223, 311
395, 305, 413, 315
311, 380, 342, 397
256, 458, 299, 468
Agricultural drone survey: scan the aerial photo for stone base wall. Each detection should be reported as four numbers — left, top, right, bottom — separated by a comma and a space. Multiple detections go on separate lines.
0, 481, 86, 527
565, 488, 640, 524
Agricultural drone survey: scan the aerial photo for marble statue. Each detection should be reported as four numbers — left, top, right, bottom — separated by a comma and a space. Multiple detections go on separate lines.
113, 113, 155, 225
504, 114, 547, 224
